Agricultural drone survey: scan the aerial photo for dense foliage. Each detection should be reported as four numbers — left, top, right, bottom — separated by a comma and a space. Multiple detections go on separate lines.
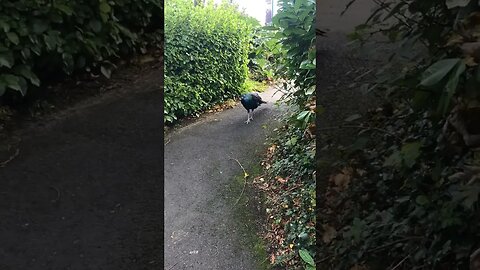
164, 0, 252, 124
247, 27, 280, 82
0, 0, 162, 98
254, 0, 316, 268
318, 0, 480, 269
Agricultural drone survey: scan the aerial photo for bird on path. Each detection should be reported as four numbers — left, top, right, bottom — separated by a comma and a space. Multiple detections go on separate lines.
240, 92, 266, 124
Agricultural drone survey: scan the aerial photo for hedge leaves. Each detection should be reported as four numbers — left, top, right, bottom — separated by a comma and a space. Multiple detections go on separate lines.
164, 0, 252, 124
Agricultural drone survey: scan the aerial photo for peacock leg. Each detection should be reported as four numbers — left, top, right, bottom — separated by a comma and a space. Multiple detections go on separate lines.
245, 111, 250, 124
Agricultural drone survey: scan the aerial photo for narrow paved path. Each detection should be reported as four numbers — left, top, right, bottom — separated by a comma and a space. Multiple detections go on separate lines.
0, 68, 163, 269
316, 0, 387, 179
164, 87, 282, 269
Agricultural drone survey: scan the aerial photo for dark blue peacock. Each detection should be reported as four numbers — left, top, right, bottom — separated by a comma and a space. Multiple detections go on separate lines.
240, 92, 266, 124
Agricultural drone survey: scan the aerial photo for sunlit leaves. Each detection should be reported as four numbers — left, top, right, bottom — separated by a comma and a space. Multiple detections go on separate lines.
164, 0, 251, 124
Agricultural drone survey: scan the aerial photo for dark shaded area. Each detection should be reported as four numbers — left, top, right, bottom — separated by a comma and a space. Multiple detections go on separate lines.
0, 67, 163, 270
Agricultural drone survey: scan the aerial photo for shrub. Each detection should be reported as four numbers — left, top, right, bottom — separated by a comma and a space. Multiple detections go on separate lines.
247, 27, 280, 82
0, 0, 162, 98
256, 0, 316, 268
164, 0, 251, 124
317, 1, 480, 269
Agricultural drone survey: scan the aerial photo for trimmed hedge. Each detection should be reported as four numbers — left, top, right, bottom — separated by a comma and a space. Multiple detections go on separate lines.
0, 0, 162, 97
164, 0, 251, 124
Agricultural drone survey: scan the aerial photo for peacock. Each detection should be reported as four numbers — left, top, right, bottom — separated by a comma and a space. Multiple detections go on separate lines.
240, 92, 266, 124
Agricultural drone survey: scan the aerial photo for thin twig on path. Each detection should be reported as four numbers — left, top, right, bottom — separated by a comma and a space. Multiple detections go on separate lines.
228, 153, 249, 207
49, 186, 61, 203
367, 236, 423, 254
0, 148, 20, 167
390, 254, 410, 270
318, 124, 398, 139
167, 261, 179, 270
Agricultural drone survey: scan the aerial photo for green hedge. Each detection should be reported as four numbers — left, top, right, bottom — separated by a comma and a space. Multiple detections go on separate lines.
0, 0, 162, 97
164, 0, 251, 124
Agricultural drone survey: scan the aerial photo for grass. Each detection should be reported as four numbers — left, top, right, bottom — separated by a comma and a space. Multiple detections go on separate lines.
227, 156, 271, 270
242, 77, 270, 94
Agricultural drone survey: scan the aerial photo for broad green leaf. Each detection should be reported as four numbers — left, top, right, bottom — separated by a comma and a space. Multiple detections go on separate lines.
89, 20, 102, 33
0, 20, 10, 32
1, 74, 27, 95
116, 24, 136, 39
462, 185, 480, 208
344, 114, 362, 122
299, 249, 315, 266
62, 53, 74, 74
101, 66, 112, 78
452, 185, 480, 209
100, 12, 109, 22
445, 0, 471, 9
14, 65, 40, 86
305, 87, 315, 95
300, 59, 315, 69
384, 151, 402, 167
350, 218, 365, 242
0, 51, 14, 68
416, 195, 429, 205
297, 110, 310, 120
6, 32, 19, 45
44, 32, 58, 51
286, 137, 298, 146
100, 2, 111, 13
401, 141, 422, 168
420, 58, 460, 87
32, 20, 48, 34
55, 4, 73, 15
438, 60, 466, 115
17, 77, 27, 95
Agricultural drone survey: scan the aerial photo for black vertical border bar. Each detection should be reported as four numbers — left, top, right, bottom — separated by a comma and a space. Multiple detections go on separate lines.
159, 0, 165, 268
315, 0, 323, 269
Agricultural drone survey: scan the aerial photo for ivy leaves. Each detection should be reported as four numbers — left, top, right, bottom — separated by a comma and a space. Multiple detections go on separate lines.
384, 141, 423, 168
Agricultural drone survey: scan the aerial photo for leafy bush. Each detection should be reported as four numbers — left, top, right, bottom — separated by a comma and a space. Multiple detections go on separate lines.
0, 0, 162, 97
318, 0, 480, 269
255, 0, 316, 268
247, 27, 280, 82
164, 0, 252, 124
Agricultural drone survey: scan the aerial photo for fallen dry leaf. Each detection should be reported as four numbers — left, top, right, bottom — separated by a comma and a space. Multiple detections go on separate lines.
322, 224, 337, 244
356, 169, 367, 176
331, 168, 353, 190
276, 176, 287, 184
